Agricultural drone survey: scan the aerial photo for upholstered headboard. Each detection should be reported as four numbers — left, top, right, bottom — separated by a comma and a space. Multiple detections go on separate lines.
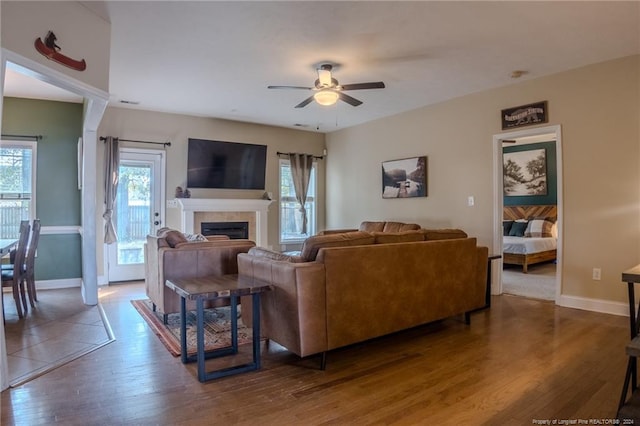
503, 205, 557, 221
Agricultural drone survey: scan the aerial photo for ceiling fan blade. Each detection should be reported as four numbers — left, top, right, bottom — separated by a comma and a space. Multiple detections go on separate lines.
268, 85, 313, 90
294, 96, 315, 108
338, 92, 363, 107
340, 82, 386, 91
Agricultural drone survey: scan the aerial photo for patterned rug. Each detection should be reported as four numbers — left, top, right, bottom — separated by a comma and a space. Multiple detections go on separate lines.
131, 299, 253, 357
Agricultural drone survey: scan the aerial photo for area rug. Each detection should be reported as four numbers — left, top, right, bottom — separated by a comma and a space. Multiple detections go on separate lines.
502, 262, 556, 301
131, 299, 253, 357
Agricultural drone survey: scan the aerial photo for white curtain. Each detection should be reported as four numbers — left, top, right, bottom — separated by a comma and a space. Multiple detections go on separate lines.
288, 153, 314, 235
103, 136, 119, 244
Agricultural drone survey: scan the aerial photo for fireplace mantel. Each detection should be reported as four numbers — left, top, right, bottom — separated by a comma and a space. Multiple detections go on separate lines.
176, 198, 273, 246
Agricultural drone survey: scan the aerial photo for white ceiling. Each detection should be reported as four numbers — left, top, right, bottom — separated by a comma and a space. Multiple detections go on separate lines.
4, 1, 640, 133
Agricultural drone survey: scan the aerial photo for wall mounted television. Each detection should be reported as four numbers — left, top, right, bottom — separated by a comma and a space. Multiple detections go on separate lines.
187, 138, 267, 190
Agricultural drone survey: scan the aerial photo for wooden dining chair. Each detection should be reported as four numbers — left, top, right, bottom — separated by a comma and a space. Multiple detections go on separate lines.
2, 220, 30, 319
25, 219, 41, 307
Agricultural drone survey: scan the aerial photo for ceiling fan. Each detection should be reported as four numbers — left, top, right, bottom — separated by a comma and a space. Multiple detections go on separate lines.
268, 64, 385, 108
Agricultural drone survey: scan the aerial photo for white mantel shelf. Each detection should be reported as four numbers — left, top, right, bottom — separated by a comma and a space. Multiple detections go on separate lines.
176, 198, 273, 246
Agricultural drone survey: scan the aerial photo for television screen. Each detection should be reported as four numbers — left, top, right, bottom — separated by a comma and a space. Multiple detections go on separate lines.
187, 138, 267, 190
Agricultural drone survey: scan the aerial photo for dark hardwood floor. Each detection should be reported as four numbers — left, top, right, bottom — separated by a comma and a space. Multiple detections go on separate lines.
1, 282, 629, 425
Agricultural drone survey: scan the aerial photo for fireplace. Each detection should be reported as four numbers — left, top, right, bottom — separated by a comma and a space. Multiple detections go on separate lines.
176, 198, 273, 247
201, 221, 249, 239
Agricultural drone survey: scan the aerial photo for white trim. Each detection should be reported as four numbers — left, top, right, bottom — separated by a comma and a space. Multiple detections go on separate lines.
0, 139, 37, 225
492, 124, 563, 301
34, 278, 82, 291
557, 294, 629, 317
40, 226, 81, 235
1, 48, 108, 391
1, 278, 82, 293
177, 198, 273, 247
2, 49, 109, 101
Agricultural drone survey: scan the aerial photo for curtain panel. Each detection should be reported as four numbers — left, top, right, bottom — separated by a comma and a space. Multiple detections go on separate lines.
288, 153, 314, 235
103, 136, 119, 244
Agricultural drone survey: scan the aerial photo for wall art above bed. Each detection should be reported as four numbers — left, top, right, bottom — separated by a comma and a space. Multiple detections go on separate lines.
503, 148, 547, 196
503, 141, 557, 206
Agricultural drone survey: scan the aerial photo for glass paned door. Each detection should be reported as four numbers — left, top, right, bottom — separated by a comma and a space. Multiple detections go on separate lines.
107, 149, 164, 282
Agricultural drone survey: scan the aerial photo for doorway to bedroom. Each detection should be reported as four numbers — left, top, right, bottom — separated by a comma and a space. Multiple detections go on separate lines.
492, 125, 563, 302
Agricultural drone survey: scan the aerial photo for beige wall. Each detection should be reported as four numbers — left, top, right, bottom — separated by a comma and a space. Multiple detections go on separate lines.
96, 108, 325, 277
1, 1, 110, 92
326, 55, 640, 308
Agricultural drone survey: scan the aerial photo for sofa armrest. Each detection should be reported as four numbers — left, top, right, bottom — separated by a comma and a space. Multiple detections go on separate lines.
238, 253, 327, 357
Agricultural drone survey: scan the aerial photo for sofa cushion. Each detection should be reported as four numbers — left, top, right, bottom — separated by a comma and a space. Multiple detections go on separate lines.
205, 235, 231, 241
248, 246, 302, 263
372, 230, 425, 244
358, 221, 385, 232
358, 221, 421, 232
382, 221, 421, 232
156, 227, 172, 237
421, 228, 468, 240
164, 230, 188, 248
300, 231, 375, 261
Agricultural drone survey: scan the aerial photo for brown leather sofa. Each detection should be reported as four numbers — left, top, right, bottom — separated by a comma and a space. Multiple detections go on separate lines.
144, 228, 255, 322
237, 226, 488, 367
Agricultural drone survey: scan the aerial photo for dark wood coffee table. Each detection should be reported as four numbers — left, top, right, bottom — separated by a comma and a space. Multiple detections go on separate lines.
165, 274, 272, 382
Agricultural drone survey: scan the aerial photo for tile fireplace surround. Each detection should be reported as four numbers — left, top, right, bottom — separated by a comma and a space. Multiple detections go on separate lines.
176, 198, 273, 247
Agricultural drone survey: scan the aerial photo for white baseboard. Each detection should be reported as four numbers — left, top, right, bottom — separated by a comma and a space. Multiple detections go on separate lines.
34, 278, 82, 290
557, 294, 629, 317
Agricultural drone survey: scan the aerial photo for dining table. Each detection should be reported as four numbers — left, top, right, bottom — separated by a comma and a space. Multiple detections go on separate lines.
0, 239, 18, 256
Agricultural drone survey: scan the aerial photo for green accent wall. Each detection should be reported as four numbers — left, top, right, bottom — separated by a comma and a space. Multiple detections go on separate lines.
36, 234, 83, 280
503, 141, 557, 206
2, 97, 83, 280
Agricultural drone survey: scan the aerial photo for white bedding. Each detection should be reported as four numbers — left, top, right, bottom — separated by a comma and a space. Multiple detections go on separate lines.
503, 236, 557, 255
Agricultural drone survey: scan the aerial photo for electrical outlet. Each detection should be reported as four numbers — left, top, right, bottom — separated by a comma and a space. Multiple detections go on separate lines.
592, 268, 601, 281
167, 199, 178, 208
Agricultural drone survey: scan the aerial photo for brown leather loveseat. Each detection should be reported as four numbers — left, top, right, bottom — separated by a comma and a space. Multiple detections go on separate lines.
237, 222, 488, 367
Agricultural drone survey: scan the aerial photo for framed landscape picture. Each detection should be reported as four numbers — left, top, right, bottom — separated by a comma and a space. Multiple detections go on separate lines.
382, 156, 427, 199
503, 148, 547, 196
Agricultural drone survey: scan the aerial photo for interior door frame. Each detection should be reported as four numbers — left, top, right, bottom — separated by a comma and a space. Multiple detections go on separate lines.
0, 48, 108, 391
105, 147, 166, 282
492, 124, 563, 302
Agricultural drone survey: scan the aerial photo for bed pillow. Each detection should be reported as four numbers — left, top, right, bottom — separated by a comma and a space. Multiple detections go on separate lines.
525, 218, 555, 238
508, 221, 528, 237
503, 221, 514, 236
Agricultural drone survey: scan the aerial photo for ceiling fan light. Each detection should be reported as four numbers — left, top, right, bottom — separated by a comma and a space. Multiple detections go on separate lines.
314, 90, 339, 106
318, 69, 332, 87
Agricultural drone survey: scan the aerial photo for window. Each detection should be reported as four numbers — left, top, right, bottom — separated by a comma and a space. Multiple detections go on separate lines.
279, 159, 317, 243
0, 141, 36, 238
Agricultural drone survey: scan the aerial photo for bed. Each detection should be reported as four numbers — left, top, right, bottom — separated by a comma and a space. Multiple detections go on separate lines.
503, 205, 557, 273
